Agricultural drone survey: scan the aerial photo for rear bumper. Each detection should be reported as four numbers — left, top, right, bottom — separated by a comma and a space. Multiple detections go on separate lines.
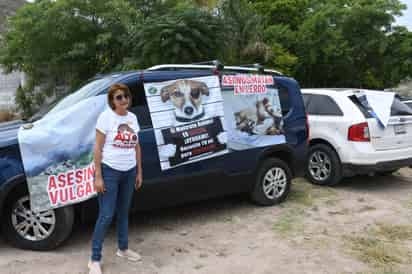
342, 157, 412, 176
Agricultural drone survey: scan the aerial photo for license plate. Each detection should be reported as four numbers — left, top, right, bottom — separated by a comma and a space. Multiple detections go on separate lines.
394, 124, 407, 135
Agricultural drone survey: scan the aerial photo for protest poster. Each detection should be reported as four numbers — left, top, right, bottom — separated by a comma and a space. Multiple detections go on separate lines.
144, 76, 229, 170
18, 95, 107, 212
221, 74, 286, 150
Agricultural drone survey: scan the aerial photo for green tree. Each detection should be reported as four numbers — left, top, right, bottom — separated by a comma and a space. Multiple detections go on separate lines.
0, 0, 138, 115
131, 7, 223, 67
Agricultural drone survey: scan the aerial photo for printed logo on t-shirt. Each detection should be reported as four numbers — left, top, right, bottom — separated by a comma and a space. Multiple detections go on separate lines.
113, 123, 138, 149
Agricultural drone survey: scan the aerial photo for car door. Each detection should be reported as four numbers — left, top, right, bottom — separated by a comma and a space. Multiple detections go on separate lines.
124, 71, 227, 209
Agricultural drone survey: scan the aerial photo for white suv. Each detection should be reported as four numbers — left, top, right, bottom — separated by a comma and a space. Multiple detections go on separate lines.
402, 99, 412, 109
302, 89, 412, 185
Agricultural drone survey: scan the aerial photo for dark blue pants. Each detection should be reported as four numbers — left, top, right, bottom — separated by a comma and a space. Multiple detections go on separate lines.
91, 163, 136, 262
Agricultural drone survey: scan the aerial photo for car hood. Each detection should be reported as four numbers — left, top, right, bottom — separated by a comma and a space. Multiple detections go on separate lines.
0, 120, 23, 148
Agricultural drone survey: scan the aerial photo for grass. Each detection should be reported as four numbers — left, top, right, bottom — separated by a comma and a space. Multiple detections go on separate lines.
273, 179, 338, 236
272, 207, 304, 235
344, 236, 405, 267
373, 223, 412, 242
287, 178, 337, 207
343, 223, 412, 268
356, 271, 405, 274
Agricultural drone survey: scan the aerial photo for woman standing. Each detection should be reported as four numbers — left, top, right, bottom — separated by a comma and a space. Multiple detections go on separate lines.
88, 83, 143, 274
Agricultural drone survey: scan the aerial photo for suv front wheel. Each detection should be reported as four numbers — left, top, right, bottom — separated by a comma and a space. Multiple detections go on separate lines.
251, 158, 292, 206
2, 186, 75, 251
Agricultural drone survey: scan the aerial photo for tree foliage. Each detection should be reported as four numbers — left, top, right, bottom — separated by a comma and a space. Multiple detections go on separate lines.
1, 0, 412, 116
130, 6, 224, 67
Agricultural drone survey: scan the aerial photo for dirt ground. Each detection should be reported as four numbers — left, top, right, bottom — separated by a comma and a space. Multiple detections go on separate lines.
1, 169, 412, 274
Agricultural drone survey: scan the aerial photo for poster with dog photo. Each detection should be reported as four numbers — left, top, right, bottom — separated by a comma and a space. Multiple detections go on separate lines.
144, 76, 229, 170
221, 74, 286, 150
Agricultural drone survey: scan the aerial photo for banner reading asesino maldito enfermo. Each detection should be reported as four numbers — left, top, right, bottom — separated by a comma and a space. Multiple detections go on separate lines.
221, 74, 286, 150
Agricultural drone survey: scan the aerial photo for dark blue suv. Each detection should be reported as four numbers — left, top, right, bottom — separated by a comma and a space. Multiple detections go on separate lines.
0, 64, 308, 250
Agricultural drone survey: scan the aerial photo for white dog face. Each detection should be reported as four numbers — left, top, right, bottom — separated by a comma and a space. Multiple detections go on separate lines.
160, 80, 210, 122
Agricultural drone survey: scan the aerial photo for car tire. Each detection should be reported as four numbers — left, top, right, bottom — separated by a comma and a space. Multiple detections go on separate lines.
1, 186, 75, 251
306, 144, 342, 186
251, 158, 291, 206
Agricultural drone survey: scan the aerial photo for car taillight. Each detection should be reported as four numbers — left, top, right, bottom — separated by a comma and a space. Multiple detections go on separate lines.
305, 113, 310, 143
348, 122, 370, 142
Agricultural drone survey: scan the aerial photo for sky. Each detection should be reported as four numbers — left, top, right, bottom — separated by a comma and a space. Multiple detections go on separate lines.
397, 0, 412, 30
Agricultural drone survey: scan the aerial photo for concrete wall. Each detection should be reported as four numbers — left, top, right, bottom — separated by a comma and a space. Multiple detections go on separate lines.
0, 68, 25, 110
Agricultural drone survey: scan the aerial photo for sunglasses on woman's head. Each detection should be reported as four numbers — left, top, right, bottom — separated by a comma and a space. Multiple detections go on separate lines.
115, 94, 129, 101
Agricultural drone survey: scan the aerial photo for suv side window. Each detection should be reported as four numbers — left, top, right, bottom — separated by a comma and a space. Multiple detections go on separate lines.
125, 80, 153, 129
278, 84, 291, 116
305, 94, 343, 116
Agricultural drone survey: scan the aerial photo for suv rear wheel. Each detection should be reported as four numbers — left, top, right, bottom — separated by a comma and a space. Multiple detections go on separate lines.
251, 158, 291, 206
2, 186, 75, 251
306, 144, 342, 186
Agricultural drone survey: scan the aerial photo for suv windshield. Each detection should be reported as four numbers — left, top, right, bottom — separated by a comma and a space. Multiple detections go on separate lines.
31, 78, 111, 121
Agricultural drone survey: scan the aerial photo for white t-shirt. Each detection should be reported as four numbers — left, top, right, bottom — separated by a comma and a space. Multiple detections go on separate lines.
96, 108, 140, 171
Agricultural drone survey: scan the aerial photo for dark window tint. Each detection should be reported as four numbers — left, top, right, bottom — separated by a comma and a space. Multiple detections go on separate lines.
391, 98, 412, 116
278, 85, 291, 116
349, 95, 373, 118
406, 102, 412, 109
125, 80, 153, 129
305, 94, 343, 116
302, 94, 310, 109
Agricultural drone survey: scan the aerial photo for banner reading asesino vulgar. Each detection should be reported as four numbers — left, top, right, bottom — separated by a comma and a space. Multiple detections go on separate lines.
18, 95, 107, 212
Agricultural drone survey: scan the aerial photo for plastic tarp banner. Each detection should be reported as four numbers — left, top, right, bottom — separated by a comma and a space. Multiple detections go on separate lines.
144, 76, 229, 170
18, 95, 107, 212
144, 74, 286, 170
356, 90, 395, 128
221, 74, 286, 150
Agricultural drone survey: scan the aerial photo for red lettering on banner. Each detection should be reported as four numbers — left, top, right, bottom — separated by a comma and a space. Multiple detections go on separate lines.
188, 127, 207, 136
67, 171, 74, 186
85, 181, 93, 196
222, 75, 274, 88
58, 173, 66, 188
47, 163, 97, 207
87, 165, 95, 181
48, 175, 57, 191
49, 191, 59, 205
77, 184, 85, 198
60, 188, 68, 203
75, 169, 83, 184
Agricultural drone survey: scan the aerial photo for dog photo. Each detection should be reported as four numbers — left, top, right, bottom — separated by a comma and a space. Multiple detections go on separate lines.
222, 84, 286, 150
160, 79, 210, 124
234, 97, 283, 136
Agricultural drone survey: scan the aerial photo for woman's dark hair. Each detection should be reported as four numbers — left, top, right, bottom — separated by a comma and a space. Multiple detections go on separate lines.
108, 83, 132, 110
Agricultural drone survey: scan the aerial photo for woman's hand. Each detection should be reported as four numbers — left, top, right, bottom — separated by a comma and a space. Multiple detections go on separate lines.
94, 175, 106, 193
135, 173, 142, 191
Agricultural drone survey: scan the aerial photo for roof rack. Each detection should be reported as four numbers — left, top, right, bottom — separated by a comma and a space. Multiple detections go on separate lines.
147, 63, 282, 76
